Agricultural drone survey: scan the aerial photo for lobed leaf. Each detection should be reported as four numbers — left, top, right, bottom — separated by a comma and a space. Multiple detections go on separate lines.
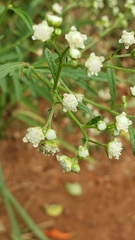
0, 62, 23, 79
11, 7, 33, 31
77, 102, 93, 117
128, 126, 135, 156
107, 63, 116, 106
45, 48, 58, 81
85, 115, 102, 127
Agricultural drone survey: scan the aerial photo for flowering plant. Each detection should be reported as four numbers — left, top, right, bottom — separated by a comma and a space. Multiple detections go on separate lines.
1, 0, 135, 174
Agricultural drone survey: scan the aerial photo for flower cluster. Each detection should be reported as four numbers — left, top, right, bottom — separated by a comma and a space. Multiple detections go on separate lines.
119, 30, 135, 49
115, 112, 132, 132
65, 26, 87, 59
106, 139, 123, 160
22, 127, 45, 147
62, 93, 83, 112
32, 5, 63, 43
85, 52, 105, 77
23, 127, 59, 156
32, 21, 54, 42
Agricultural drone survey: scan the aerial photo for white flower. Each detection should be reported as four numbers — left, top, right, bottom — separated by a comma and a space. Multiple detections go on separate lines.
32, 20, 54, 42
69, 48, 82, 59
106, 139, 122, 160
56, 155, 72, 173
97, 120, 107, 131
45, 129, 57, 140
65, 26, 87, 49
62, 93, 80, 112
78, 146, 89, 158
130, 85, 135, 96
23, 127, 45, 147
119, 30, 135, 49
52, 3, 63, 14
47, 15, 63, 27
115, 112, 132, 132
85, 52, 104, 77
39, 140, 60, 156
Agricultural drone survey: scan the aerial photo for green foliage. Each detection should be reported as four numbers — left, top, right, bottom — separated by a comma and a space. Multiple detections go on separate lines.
107, 64, 116, 107
129, 126, 135, 156
45, 48, 58, 81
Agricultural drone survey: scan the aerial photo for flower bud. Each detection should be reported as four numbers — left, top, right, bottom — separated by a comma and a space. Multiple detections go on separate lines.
56, 155, 72, 173
45, 129, 57, 140
78, 146, 89, 158
39, 140, 60, 156
69, 48, 82, 59
96, 120, 107, 131
47, 15, 63, 27
71, 163, 80, 173
54, 28, 62, 36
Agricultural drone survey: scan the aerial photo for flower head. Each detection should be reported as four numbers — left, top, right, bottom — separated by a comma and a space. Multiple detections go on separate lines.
106, 139, 123, 160
52, 3, 63, 14
65, 26, 87, 49
38, 140, 60, 156
115, 112, 132, 132
45, 129, 57, 140
130, 85, 135, 96
119, 30, 135, 49
56, 155, 72, 173
23, 127, 45, 147
62, 93, 83, 112
78, 146, 89, 158
85, 52, 104, 77
32, 20, 54, 42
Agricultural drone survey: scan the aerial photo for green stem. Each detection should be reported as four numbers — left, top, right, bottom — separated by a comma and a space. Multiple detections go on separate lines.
0, 164, 48, 240
42, 101, 56, 130
83, 97, 118, 116
4, 196, 22, 240
31, 67, 52, 89
5, 190, 49, 240
103, 44, 124, 63
113, 54, 131, 58
104, 64, 135, 73
53, 59, 62, 90
88, 138, 106, 147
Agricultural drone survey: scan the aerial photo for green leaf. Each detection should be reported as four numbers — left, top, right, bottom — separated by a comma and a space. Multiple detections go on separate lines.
11, 7, 33, 31
77, 102, 93, 117
0, 62, 23, 79
45, 48, 58, 81
107, 63, 116, 106
128, 126, 135, 156
61, 67, 108, 82
85, 115, 102, 127
12, 72, 22, 101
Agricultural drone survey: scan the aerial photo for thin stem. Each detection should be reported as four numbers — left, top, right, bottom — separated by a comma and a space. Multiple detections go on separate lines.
31, 67, 52, 89
53, 59, 62, 90
104, 64, 135, 73
83, 97, 118, 116
5, 189, 49, 240
88, 138, 106, 147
